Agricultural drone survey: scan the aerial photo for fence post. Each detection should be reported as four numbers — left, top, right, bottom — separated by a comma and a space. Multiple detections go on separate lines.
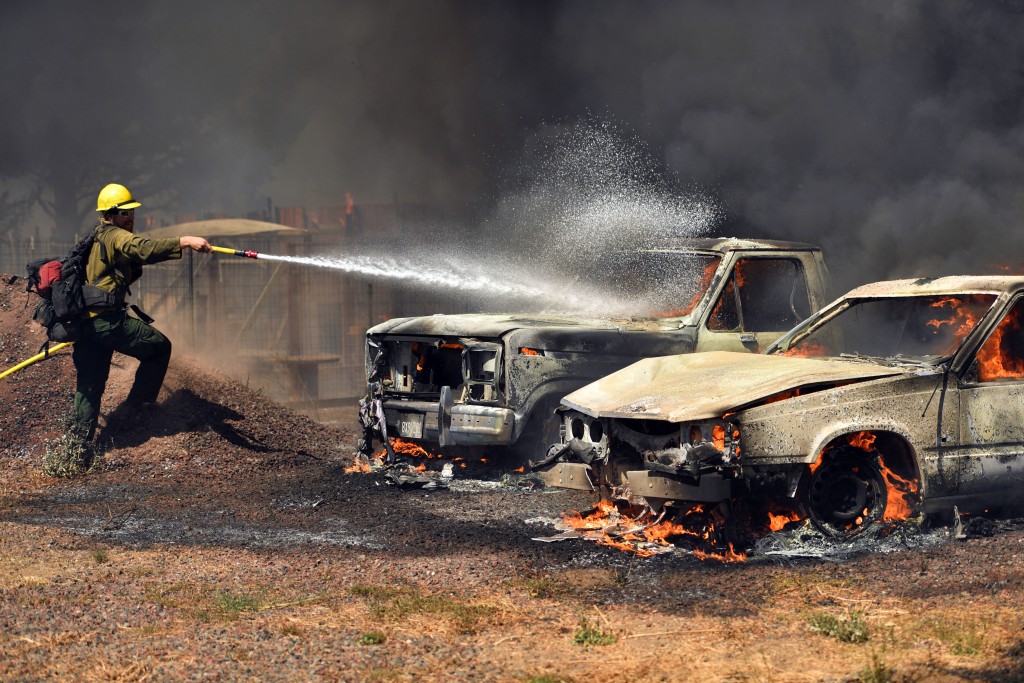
188, 249, 195, 350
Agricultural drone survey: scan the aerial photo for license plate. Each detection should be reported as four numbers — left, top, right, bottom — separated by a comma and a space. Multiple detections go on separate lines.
398, 413, 424, 439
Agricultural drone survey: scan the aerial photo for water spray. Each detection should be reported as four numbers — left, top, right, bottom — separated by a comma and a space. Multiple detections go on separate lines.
209, 244, 552, 301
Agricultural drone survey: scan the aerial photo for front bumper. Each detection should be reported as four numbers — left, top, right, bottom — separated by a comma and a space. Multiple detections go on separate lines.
625, 469, 732, 503
383, 399, 515, 446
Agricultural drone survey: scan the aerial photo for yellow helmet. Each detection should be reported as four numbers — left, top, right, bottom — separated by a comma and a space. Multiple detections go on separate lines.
96, 183, 142, 212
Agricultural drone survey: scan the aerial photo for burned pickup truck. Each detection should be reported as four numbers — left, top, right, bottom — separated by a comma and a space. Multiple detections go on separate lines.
359, 238, 831, 463
553, 276, 1024, 538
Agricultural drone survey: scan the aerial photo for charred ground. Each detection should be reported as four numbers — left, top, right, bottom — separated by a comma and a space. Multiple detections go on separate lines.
1, 274, 1024, 682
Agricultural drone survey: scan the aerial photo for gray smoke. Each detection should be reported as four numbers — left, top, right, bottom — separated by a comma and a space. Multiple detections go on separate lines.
3, 0, 1024, 290
551, 0, 1024, 289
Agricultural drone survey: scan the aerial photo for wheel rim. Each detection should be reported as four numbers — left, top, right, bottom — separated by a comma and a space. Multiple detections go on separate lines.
806, 449, 886, 539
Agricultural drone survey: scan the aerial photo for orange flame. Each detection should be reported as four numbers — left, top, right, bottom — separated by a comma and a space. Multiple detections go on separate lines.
734, 261, 748, 289
783, 342, 828, 358
927, 297, 980, 339
519, 347, 541, 356
642, 520, 690, 543
843, 432, 920, 522
761, 388, 802, 405
878, 458, 920, 521
712, 424, 726, 451
560, 501, 746, 561
655, 259, 720, 318
977, 304, 1024, 381
693, 543, 746, 563
561, 499, 619, 530
373, 437, 444, 462
847, 431, 877, 452
768, 509, 803, 532
343, 455, 378, 474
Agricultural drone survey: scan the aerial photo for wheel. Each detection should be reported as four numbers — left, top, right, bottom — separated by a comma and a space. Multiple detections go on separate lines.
804, 447, 886, 540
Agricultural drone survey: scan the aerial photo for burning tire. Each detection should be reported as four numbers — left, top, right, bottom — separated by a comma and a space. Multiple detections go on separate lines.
804, 446, 887, 539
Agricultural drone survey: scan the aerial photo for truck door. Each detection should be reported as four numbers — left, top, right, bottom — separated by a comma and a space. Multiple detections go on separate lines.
695, 256, 812, 353
955, 295, 1024, 507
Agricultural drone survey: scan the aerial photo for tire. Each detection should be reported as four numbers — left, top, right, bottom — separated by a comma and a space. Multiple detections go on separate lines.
804, 446, 887, 540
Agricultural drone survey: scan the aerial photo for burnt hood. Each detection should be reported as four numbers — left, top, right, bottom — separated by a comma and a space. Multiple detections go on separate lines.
368, 313, 675, 339
561, 351, 908, 422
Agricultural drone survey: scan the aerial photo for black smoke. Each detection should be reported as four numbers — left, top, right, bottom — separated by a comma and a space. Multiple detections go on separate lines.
3, 0, 1024, 290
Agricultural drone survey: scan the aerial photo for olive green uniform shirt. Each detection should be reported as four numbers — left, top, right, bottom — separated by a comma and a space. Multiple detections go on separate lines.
86, 224, 182, 309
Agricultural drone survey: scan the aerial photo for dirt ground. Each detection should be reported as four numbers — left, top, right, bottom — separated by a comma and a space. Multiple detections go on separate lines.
2, 273, 1024, 683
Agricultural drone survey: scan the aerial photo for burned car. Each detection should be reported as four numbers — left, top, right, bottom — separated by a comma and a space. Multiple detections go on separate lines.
360, 238, 831, 463
552, 276, 1024, 538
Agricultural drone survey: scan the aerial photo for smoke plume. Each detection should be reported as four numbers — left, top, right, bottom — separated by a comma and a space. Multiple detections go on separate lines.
3, 1, 1024, 290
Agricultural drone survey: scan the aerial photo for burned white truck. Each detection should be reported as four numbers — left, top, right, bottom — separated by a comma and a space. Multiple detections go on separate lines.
552, 276, 1024, 538
359, 238, 831, 464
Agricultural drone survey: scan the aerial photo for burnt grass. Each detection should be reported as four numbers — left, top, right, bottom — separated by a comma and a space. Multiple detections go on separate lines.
2, 273, 1024, 683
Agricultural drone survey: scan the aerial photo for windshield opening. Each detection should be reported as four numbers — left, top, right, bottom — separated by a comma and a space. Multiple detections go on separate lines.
588, 252, 721, 319
772, 294, 998, 360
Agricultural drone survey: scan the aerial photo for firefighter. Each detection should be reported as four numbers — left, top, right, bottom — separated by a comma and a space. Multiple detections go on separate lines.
63, 183, 211, 469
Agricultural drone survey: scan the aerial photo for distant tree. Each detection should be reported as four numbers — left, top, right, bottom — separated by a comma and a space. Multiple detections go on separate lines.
0, 3, 312, 241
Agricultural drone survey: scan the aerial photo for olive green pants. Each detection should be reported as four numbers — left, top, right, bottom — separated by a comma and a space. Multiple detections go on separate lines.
71, 310, 172, 440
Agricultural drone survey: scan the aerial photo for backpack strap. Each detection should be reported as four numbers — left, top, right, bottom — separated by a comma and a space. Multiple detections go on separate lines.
89, 226, 117, 286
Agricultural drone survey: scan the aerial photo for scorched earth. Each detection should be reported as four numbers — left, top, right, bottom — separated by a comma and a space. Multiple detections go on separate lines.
1, 273, 1023, 682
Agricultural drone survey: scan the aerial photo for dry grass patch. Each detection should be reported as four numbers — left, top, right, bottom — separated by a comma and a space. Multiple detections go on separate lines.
509, 568, 625, 602
349, 583, 512, 634
83, 659, 153, 683
144, 581, 334, 623
920, 615, 988, 656
144, 583, 261, 622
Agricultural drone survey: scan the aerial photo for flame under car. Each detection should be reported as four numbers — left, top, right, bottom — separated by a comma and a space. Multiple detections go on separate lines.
553, 276, 1024, 538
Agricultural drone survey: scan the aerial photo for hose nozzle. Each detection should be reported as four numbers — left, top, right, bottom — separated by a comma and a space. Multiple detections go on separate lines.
211, 246, 259, 259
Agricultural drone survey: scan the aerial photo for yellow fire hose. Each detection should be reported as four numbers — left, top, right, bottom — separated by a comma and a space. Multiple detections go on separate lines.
0, 342, 74, 381
0, 247, 256, 382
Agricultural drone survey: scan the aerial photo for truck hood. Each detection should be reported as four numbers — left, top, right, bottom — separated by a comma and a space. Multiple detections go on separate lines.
561, 351, 908, 422
368, 312, 677, 338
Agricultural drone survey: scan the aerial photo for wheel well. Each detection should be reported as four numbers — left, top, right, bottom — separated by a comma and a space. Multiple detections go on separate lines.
802, 430, 922, 538
817, 431, 920, 485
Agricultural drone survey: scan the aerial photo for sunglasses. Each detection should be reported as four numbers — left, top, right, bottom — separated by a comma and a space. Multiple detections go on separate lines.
115, 209, 135, 217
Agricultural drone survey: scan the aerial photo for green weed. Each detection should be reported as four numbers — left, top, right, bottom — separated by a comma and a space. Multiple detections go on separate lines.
212, 591, 264, 619
924, 616, 986, 655
144, 584, 265, 622
808, 610, 870, 644
89, 548, 109, 564
519, 576, 569, 600
859, 643, 893, 683
350, 584, 495, 633
358, 631, 386, 645
573, 617, 616, 646
42, 432, 91, 477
